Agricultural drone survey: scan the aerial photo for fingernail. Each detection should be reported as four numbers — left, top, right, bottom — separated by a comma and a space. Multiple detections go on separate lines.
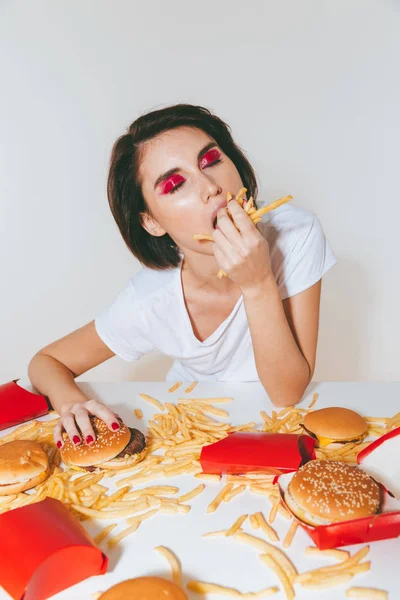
56, 441, 62, 449
73, 435, 81, 445
111, 422, 120, 431
86, 435, 94, 445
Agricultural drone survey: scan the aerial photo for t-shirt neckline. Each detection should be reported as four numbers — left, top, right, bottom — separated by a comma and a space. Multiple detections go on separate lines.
175, 260, 243, 346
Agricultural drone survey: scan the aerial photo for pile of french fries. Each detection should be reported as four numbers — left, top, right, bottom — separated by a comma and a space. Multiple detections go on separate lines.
0, 387, 397, 600
193, 187, 293, 279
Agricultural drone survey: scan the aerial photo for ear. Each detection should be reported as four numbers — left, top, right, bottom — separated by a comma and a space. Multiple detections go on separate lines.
140, 212, 166, 237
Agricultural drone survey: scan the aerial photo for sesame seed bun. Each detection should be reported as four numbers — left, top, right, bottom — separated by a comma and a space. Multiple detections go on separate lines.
60, 417, 146, 471
98, 577, 188, 600
0, 440, 50, 496
302, 407, 367, 445
284, 460, 381, 526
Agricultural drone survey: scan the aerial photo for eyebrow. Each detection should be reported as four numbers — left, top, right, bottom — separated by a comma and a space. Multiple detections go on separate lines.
153, 142, 218, 190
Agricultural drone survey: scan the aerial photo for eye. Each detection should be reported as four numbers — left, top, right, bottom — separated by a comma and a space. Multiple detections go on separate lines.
160, 174, 186, 195
200, 148, 222, 169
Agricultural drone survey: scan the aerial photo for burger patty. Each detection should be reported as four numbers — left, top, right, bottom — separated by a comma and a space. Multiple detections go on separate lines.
115, 427, 146, 458
300, 424, 362, 444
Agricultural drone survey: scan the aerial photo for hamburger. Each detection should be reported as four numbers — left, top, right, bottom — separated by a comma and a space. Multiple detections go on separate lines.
98, 577, 188, 600
0, 440, 50, 495
60, 417, 146, 472
302, 407, 367, 447
285, 460, 381, 526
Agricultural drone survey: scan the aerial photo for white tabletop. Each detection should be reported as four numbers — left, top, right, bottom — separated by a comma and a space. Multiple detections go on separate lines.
1, 381, 399, 600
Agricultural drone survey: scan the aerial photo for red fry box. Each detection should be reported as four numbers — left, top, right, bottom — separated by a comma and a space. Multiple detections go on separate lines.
357, 426, 400, 499
0, 380, 49, 431
278, 428, 400, 549
0, 497, 108, 600
200, 432, 316, 475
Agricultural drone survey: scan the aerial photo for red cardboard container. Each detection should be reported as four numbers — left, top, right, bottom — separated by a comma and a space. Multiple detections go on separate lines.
0, 380, 49, 431
200, 432, 316, 475
0, 497, 108, 600
278, 428, 400, 549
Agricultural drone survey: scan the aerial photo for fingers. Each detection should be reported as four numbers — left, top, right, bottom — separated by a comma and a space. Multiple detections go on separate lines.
213, 227, 239, 261
85, 399, 121, 432
74, 406, 96, 445
215, 206, 243, 247
53, 421, 64, 449
226, 200, 255, 236
62, 414, 82, 446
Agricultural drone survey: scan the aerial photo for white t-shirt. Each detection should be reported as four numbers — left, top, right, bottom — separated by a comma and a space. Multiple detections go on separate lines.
95, 204, 336, 382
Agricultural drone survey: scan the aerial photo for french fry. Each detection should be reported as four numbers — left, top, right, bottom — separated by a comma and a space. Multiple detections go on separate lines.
226, 514, 248, 536
250, 196, 292, 222
202, 530, 228, 538
126, 508, 159, 525
346, 588, 389, 599
155, 546, 182, 586
225, 485, 246, 502
250, 485, 277, 496
187, 581, 279, 597
93, 523, 117, 545
207, 484, 234, 513
200, 405, 230, 418
178, 397, 233, 404
300, 573, 353, 589
268, 496, 279, 524
304, 547, 350, 561
134, 408, 143, 419
250, 514, 260, 529
178, 484, 205, 503
185, 381, 198, 393
96, 486, 131, 509
195, 474, 222, 482
234, 533, 297, 579
283, 520, 298, 548
125, 485, 178, 500
308, 392, 319, 410
260, 553, 295, 600
296, 545, 370, 582
71, 501, 150, 520
193, 234, 214, 241
159, 502, 190, 514
350, 562, 371, 575
255, 512, 279, 543
235, 186, 247, 206
107, 521, 140, 548
138, 393, 165, 411
116, 465, 165, 487
71, 473, 104, 493
168, 382, 182, 393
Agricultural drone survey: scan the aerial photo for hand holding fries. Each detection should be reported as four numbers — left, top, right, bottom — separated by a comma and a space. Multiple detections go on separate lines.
193, 189, 292, 280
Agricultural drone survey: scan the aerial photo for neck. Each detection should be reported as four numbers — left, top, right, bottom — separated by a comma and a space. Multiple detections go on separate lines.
180, 249, 239, 295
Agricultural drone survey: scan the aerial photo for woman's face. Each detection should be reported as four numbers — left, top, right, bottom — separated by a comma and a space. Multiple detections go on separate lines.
139, 126, 244, 255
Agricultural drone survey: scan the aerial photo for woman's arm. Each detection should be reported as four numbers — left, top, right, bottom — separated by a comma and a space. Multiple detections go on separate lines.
243, 279, 321, 406
28, 321, 119, 445
212, 199, 322, 406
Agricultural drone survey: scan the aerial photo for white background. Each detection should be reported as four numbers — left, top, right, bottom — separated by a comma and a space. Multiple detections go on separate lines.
1, 0, 399, 384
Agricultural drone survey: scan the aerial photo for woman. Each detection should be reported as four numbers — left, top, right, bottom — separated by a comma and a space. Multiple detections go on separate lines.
28, 104, 336, 448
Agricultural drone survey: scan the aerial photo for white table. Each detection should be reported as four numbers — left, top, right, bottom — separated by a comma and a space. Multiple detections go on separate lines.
1, 381, 399, 600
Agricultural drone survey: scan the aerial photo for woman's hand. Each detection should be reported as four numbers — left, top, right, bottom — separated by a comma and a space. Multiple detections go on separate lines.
212, 199, 273, 292
53, 399, 121, 449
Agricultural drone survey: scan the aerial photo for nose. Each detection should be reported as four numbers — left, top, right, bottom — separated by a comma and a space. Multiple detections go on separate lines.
199, 172, 222, 204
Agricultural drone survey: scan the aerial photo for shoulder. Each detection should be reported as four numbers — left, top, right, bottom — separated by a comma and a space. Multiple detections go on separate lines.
258, 203, 328, 261
127, 265, 180, 301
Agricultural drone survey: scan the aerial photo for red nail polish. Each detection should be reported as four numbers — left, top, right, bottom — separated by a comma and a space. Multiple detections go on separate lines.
56, 441, 62, 449
73, 435, 81, 445
111, 422, 120, 431
86, 435, 94, 444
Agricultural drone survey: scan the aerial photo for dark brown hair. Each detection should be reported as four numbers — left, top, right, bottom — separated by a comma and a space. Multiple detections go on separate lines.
107, 104, 258, 270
